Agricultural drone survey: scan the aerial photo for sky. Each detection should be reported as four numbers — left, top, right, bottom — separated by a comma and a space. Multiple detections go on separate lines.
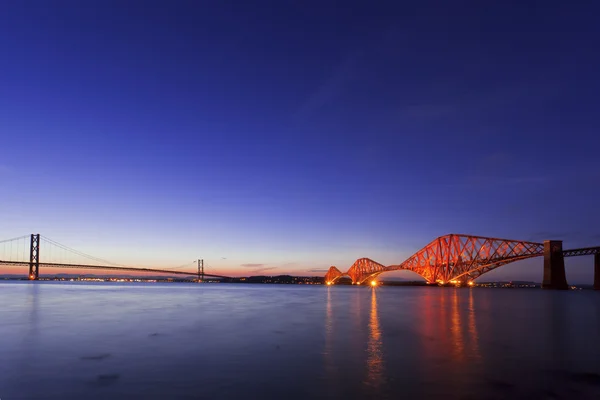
1, 1, 599, 282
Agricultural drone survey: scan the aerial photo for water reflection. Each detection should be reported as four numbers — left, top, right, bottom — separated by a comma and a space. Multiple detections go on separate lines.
3, 283, 600, 399
324, 287, 334, 375
365, 288, 384, 388
548, 293, 569, 368
450, 289, 481, 362
421, 289, 480, 364
467, 289, 480, 362
15, 283, 40, 385
323, 286, 344, 398
450, 289, 465, 361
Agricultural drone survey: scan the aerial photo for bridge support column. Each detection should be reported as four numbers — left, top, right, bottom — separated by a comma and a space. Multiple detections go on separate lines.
542, 240, 568, 290
197, 259, 204, 282
594, 254, 600, 290
29, 234, 40, 280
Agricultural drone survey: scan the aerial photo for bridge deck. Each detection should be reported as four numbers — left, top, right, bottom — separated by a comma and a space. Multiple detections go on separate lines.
563, 247, 600, 257
0, 260, 229, 279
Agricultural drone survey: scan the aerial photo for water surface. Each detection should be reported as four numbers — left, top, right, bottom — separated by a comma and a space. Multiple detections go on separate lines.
1, 282, 599, 399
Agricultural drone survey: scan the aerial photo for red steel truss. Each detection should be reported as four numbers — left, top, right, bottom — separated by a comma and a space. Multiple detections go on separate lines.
324, 266, 343, 284
326, 258, 387, 285
325, 234, 544, 285
324, 259, 388, 285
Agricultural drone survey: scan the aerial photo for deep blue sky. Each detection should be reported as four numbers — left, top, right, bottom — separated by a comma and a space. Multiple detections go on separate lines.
1, 1, 599, 281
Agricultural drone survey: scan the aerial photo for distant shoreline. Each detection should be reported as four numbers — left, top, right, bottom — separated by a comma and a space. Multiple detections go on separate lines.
0, 276, 595, 289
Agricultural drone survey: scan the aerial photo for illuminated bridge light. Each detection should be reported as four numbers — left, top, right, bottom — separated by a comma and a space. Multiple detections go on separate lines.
370, 281, 377, 287
468, 281, 474, 286
323, 235, 546, 286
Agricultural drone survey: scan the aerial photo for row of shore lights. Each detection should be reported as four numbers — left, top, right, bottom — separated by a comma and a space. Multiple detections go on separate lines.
438, 280, 475, 286
326, 280, 475, 286
325, 280, 379, 286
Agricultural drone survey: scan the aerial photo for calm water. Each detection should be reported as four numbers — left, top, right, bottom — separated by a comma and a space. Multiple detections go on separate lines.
1, 282, 600, 399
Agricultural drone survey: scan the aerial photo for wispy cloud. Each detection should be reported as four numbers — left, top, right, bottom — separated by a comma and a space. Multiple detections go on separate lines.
279, 262, 299, 267
441, 164, 600, 190
387, 76, 565, 128
249, 266, 279, 274
306, 268, 329, 273
239, 263, 280, 274
293, 54, 359, 119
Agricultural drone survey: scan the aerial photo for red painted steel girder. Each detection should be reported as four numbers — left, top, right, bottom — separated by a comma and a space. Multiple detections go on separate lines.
347, 258, 387, 284
388, 234, 543, 283
324, 266, 343, 284
325, 258, 388, 285
326, 234, 544, 284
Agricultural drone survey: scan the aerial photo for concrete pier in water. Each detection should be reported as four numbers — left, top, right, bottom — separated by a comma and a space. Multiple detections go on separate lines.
542, 240, 568, 290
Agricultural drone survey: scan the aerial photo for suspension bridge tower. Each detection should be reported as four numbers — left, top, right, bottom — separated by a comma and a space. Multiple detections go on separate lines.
29, 234, 40, 280
197, 259, 204, 282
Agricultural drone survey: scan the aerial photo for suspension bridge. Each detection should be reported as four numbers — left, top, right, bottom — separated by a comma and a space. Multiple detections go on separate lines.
0, 234, 230, 281
325, 234, 600, 290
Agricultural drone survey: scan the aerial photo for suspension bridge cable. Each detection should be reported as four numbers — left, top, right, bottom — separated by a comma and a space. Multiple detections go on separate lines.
40, 236, 190, 272
168, 261, 198, 270
41, 236, 125, 267
0, 235, 29, 244
1, 235, 201, 274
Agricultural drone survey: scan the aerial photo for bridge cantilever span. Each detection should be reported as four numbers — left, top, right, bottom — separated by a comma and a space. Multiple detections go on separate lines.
325, 259, 387, 285
324, 266, 343, 284
325, 234, 546, 285
325, 234, 600, 289
391, 234, 544, 284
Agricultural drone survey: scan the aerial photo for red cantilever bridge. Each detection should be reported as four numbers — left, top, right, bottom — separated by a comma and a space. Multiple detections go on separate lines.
325, 234, 600, 289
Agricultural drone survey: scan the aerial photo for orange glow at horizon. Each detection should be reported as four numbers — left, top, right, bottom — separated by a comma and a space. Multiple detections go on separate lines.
0, 265, 322, 279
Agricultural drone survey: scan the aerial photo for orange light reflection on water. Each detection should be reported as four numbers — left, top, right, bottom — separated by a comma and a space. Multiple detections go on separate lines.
366, 288, 384, 388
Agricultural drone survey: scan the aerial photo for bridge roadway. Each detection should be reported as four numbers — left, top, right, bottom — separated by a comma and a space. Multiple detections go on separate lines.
0, 260, 229, 279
